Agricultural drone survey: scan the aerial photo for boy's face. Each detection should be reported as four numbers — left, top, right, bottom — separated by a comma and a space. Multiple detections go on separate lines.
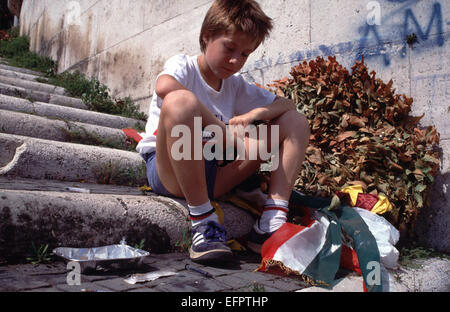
203, 30, 259, 79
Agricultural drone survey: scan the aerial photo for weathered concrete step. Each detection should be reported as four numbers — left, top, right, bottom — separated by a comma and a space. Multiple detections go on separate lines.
0, 133, 146, 186
0, 82, 87, 109
0, 75, 67, 96
0, 94, 145, 129
0, 109, 131, 149
0, 63, 44, 77
0, 177, 255, 262
0, 176, 144, 195
0, 188, 187, 261
0, 67, 43, 82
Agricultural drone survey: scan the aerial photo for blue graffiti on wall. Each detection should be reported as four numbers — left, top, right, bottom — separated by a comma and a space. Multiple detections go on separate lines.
244, 0, 447, 78
358, 1, 445, 66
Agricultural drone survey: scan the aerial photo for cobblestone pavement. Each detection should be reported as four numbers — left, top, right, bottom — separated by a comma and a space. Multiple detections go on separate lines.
2, 250, 449, 296
0, 251, 313, 293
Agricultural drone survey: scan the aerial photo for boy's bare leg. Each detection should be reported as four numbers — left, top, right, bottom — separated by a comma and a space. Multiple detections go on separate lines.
213, 110, 310, 202
265, 110, 310, 201
155, 89, 225, 206
155, 89, 232, 263
213, 110, 309, 253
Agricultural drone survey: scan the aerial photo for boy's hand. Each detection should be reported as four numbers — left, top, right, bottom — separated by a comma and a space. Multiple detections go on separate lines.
228, 110, 259, 127
225, 110, 262, 169
221, 123, 248, 169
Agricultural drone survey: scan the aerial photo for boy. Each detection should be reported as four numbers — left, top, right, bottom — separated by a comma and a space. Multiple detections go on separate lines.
136, 0, 310, 263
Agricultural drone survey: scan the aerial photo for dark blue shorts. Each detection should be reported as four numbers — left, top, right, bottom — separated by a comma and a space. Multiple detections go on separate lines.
142, 151, 218, 200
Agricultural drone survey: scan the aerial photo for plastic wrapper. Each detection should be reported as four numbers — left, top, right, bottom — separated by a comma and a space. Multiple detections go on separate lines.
354, 207, 400, 269
65, 187, 90, 193
123, 270, 177, 284
53, 241, 150, 273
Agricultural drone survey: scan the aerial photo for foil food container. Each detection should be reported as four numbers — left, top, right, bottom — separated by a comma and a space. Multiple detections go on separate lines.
53, 244, 150, 273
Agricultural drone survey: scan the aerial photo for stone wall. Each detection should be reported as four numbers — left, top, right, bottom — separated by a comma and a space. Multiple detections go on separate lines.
19, 0, 449, 252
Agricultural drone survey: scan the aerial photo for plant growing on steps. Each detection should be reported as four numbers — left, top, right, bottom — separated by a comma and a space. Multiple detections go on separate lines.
41, 71, 148, 121
93, 159, 147, 187
0, 28, 56, 74
26, 242, 54, 265
0, 27, 147, 121
79, 78, 147, 121
174, 227, 192, 253
134, 238, 146, 250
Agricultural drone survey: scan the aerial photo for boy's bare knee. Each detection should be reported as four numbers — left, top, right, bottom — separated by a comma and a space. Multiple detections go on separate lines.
293, 111, 309, 133
163, 89, 198, 111
275, 110, 310, 140
161, 90, 201, 123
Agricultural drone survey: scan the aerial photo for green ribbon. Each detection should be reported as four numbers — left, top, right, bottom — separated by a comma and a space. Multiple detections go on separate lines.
290, 190, 382, 292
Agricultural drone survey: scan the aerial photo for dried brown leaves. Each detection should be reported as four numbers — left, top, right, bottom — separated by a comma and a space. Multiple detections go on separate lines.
268, 55, 440, 237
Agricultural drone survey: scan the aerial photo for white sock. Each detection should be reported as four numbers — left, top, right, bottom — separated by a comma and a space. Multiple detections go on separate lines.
258, 198, 289, 233
188, 201, 219, 227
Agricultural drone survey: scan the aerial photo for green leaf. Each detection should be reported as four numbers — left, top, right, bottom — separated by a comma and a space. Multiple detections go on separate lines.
414, 192, 424, 208
414, 184, 427, 193
422, 154, 439, 165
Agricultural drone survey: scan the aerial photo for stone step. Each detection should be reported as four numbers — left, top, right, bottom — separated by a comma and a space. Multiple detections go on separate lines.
0, 133, 146, 186
0, 82, 87, 109
0, 63, 44, 77
0, 176, 145, 195
0, 75, 67, 96
0, 62, 255, 266
0, 109, 132, 149
0, 177, 255, 261
0, 94, 145, 129
0, 67, 43, 82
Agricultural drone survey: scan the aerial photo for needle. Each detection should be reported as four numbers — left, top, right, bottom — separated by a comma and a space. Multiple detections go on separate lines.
185, 264, 213, 278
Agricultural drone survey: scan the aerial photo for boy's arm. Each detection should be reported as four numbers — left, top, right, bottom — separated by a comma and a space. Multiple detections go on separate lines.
229, 96, 296, 126
155, 74, 188, 99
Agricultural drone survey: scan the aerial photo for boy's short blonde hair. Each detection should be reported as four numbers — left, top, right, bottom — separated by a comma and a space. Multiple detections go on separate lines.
199, 0, 273, 52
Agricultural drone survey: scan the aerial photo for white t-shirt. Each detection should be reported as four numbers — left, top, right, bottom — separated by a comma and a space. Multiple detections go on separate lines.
136, 54, 276, 155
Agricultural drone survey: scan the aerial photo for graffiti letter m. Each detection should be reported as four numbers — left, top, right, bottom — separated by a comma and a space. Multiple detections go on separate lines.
358, 2, 444, 67
403, 2, 444, 45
